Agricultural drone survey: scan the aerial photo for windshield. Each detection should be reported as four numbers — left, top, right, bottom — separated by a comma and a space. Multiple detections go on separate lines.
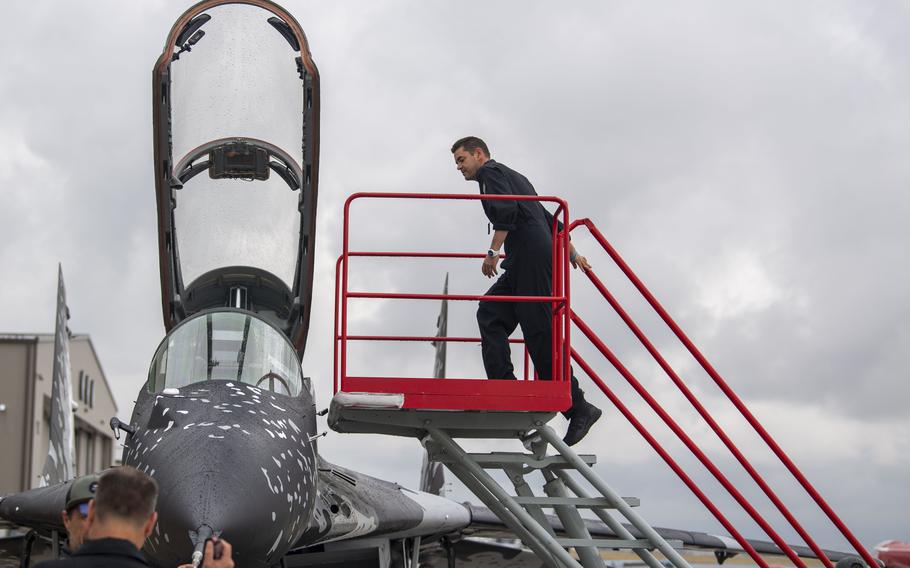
148, 311, 302, 396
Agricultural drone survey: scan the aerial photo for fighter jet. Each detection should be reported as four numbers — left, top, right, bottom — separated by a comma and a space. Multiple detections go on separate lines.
0, 2, 870, 568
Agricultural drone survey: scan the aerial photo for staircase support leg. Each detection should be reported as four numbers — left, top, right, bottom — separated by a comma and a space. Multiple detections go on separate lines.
443, 459, 560, 567
542, 470, 604, 568
552, 470, 669, 568
428, 428, 585, 568
504, 464, 557, 538
536, 426, 692, 568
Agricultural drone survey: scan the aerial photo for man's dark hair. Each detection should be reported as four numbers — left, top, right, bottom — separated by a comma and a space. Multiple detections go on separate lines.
451, 136, 490, 157
94, 467, 158, 527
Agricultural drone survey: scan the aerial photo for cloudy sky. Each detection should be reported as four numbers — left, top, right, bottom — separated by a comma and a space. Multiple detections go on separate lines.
2, 0, 908, 556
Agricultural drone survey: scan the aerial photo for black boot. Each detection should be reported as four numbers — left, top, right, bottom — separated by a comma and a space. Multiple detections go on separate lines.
563, 402, 602, 446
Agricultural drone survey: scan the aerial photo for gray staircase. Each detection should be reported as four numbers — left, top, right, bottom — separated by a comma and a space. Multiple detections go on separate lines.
423, 425, 689, 568
329, 401, 692, 568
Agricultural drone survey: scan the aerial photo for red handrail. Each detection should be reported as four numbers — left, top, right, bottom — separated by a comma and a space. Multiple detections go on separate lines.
570, 348, 770, 568
575, 258, 833, 567
573, 312, 806, 568
570, 217, 876, 568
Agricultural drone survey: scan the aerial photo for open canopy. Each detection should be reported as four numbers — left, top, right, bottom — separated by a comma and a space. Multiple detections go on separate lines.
153, 0, 320, 357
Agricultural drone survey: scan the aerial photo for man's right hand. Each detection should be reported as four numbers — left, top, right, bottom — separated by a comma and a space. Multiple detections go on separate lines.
571, 254, 591, 272
482, 255, 499, 278
178, 538, 234, 568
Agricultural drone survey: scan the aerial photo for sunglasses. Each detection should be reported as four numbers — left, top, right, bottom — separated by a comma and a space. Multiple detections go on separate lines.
68, 502, 90, 518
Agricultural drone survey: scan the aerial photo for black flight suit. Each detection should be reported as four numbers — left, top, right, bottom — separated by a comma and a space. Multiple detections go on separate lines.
475, 159, 587, 416
33, 538, 150, 568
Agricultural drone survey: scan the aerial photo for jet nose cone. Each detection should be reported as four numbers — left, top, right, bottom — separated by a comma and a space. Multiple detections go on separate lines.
125, 382, 317, 567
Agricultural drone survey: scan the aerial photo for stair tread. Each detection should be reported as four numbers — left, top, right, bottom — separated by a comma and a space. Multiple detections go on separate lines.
513, 496, 640, 508
555, 538, 683, 549
453, 451, 598, 468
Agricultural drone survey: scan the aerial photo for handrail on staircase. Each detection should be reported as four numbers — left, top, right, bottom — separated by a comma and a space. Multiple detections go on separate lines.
570, 347, 768, 568
568, 217, 877, 568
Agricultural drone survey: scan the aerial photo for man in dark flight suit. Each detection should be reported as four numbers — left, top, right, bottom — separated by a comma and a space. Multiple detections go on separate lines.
451, 136, 602, 445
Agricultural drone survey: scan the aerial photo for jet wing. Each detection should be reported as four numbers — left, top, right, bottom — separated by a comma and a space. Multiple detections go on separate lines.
418, 537, 545, 568
294, 458, 470, 548
0, 480, 74, 534
463, 504, 858, 564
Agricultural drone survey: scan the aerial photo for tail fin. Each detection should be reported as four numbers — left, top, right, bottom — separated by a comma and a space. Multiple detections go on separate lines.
40, 264, 76, 487
421, 273, 448, 496
430, 273, 448, 379
419, 451, 446, 497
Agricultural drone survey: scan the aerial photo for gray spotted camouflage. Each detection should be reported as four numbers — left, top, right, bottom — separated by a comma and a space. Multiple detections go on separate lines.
40, 265, 76, 487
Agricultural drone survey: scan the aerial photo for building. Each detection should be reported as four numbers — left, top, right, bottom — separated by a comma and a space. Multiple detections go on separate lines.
0, 333, 118, 494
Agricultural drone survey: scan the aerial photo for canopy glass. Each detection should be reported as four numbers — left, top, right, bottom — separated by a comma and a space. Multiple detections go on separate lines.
148, 311, 303, 396
170, 3, 303, 165
168, 3, 304, 287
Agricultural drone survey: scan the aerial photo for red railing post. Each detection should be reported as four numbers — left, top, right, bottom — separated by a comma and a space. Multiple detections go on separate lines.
333, 255, 342, 394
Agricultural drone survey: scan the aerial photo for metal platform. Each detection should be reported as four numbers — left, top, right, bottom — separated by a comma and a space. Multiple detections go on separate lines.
328, 392, 558, 438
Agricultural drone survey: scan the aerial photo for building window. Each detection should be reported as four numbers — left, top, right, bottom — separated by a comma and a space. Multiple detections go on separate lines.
76, 371, 94, 406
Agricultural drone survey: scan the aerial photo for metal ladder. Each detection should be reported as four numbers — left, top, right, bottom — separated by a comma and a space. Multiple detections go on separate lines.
422, 423, 691, 568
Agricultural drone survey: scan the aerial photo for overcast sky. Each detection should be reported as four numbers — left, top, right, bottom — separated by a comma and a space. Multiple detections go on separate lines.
1, 0, 908, 556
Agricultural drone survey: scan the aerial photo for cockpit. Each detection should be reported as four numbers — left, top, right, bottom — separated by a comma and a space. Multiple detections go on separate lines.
147, 310, 303, 396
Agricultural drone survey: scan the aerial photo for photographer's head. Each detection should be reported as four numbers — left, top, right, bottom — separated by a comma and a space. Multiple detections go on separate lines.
86, 466, 159, 549
61, 474, 98, 551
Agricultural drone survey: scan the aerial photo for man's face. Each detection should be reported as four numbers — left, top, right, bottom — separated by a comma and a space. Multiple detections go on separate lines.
62, 502, 91, 550
453, 146, 486, 181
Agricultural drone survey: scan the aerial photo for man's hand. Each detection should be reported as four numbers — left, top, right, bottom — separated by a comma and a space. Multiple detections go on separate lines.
482, 255, 499, 278
568, 244, 591, 272
571, 254, 591, 272
178, 538, 234, 568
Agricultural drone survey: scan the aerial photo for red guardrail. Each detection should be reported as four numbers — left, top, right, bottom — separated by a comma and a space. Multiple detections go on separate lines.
569, 218, 877, 568
333, 192, 572, 412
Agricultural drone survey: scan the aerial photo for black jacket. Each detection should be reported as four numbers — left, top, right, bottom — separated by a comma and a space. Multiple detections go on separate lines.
476, 160, 562, 269
476, 159, 558, 232
33, 537, 150, 568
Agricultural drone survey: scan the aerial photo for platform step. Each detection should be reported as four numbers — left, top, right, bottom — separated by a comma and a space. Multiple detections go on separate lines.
512, 496, 639, 508
555, 538, 683, 550
432, 451, 597, 469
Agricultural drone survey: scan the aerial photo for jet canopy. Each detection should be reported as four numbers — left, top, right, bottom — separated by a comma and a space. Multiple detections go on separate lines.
147, 310, 304, 397
153, 1, 320, 357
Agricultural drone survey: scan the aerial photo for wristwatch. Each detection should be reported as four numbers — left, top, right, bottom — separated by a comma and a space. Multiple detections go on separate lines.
486, 248, 500, 258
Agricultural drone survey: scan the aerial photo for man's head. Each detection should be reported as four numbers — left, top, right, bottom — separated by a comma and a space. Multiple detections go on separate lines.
61, 474, 99, 551
451, 136, 490, 181
86, 466, 159, 549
